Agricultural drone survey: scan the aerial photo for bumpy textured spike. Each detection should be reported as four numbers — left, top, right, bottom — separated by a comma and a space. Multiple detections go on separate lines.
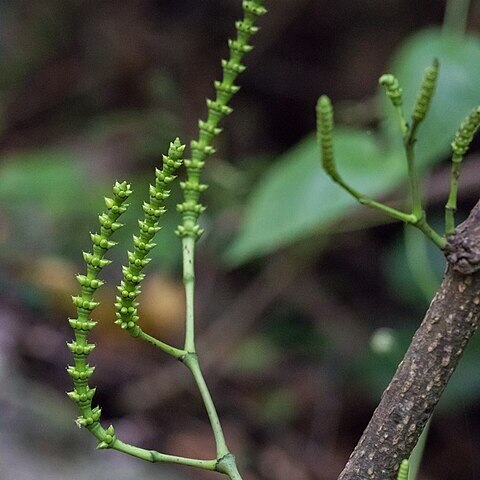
379, 74, 403, 107
397, 459, 409, 480
316, 95, 338, 180
115, 139, 184, 335
180, 0, 266, 239
451, 106, 480, 157
67, 181, 131, 430
413, 58, 439, 123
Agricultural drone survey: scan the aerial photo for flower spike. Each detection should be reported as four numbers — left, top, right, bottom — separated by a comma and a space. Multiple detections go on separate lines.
115, 139, 184, 336
412, 58, 439, 124
397, 459, 409, 480
67, 181, 131, 433
445, 106, 480, 235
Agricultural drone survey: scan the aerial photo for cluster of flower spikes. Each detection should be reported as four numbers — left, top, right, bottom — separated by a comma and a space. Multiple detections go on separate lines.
176, 0, 267, 240
67, 181, 132, 430
114, 138, 184, 334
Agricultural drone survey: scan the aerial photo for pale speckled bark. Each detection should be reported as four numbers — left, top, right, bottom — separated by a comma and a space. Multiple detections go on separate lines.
338, 201, 480, 480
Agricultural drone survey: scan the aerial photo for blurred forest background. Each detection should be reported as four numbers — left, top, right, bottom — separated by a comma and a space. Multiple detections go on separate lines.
1, 0, 480, 479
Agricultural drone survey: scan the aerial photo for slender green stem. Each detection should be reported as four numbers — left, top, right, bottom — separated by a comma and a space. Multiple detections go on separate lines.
402, 120, 447, 249
413, 215, 447, 250
394, 105, 408, 137
443, 0, 471, 38
184, 353, 230, 459
137, 328, 186, 359
327, 168, 414, 223
359, 196, 416, 223
405, 122, 423, 219
217, 454, 243, 480
445, 154, 462, 235
183, 236, 196, 353
90, 419, 218, 471
112, 438, 217, 470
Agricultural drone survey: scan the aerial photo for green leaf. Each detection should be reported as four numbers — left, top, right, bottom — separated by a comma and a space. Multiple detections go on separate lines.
382, 28, 480, 165
226, 128, 405, 264
0, 149, 88, 214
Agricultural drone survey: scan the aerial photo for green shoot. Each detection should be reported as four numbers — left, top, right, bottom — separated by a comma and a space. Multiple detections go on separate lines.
445, 106, 480, 235
318, 60, 447, 250
66, 2, 267, 479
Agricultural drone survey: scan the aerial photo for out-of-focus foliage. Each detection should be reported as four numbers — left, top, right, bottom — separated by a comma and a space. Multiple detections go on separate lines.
226, 129, 404, 263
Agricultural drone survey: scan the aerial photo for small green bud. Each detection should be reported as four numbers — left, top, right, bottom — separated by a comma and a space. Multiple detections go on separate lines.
214, 80, 241, 95
397, 459, 409, 480
379, 74, 403, 107
206, 99, 233, 116
104, 197, 115, 209
228, 39, 253, 54
242, 1, 267, 17
235, 21, 259, 35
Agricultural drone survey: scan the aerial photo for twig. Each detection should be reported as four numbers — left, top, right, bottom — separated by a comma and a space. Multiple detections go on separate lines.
337, 200, 480, 479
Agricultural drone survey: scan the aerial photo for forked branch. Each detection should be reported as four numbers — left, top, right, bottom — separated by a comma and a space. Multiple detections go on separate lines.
66, 2, 267, 480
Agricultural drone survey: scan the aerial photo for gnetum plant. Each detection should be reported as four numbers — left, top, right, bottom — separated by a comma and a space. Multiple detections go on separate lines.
318, 61, 480, 479
66, 2, 266, 480
66, 0, 480, 479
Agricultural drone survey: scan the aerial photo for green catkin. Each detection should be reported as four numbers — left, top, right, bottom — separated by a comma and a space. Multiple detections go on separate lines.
316, 95, 338, 180
379, 74, 403, 107
412, 58, 439, 123
67, 181, 132, 431
445, 106, 480, 235
397, 459, 409, 480
177, 0, 267, 239
114, 139, 184, 334
451, 106, 480, 157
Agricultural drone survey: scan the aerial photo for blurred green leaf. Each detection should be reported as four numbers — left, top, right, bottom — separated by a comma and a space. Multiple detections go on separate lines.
259, 388, 297, 427
384, 224, 443, 307
382, 28, 480, 165
230, 335, 281, 375
226, 128, 404, 264
0, 149, 88, 215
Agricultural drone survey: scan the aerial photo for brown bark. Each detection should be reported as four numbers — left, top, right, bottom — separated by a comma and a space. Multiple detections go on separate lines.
338, 201, 480, 480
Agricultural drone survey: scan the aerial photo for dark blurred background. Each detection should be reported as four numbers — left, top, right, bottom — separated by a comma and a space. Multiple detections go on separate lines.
1, 0, 480, 479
